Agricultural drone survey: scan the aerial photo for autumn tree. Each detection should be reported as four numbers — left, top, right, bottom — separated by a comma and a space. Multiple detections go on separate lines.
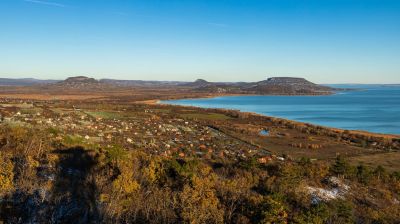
179, 166, 224, 224
0, 152, 14, 194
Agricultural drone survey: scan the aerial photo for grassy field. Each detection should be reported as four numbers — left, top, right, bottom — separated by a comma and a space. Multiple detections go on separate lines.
0, 103, 33, 108
85, 111, 123, 119
348, 151, 400, 172
20, 107, 42, 115
151, 108, 171, 113
180, 113, 231, 120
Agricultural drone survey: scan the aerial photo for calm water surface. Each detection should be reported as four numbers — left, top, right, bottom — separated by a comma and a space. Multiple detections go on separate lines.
164, 85, 400, 135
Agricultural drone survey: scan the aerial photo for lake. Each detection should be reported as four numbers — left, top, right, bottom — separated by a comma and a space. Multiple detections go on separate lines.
163, 85, 400, 135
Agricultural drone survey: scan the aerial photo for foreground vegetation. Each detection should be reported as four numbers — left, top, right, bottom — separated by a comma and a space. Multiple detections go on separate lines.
0, 124, 399, 223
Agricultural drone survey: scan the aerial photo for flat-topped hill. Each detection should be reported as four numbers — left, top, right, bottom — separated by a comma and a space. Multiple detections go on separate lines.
242, 77, 333, 95
62, 76, 98, 84
262, 77, 317, 85
50, 76, 113, 91
187, 77, 335, 95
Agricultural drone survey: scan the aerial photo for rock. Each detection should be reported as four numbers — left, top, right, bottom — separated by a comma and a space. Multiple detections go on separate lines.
325, 176, 350, 191
307, 186, 342, 204
307, 176, 350, 204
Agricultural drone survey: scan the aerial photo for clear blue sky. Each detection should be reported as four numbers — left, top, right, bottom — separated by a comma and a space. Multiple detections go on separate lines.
0, 0, 399, 83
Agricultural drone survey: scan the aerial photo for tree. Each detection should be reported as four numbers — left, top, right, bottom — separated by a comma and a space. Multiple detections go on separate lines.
217, 175, 253, 223
179, 168, 223, 224
356, 164, 371, 184
332, 200, 354, 224
294, 203, 330, 224
0, 153, 14, 194
331, 155, 349, 178
259, 194, 288, 224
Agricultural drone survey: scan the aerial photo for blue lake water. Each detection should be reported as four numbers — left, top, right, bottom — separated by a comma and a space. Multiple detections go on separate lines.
163, 85, 400, 135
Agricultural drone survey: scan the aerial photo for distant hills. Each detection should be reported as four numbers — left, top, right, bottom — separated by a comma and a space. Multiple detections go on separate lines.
0, 76, 338, 95
101, 79, 186, 87
178, 77, 335, 95
0, 78, 59, 86
48, 76, 115, 90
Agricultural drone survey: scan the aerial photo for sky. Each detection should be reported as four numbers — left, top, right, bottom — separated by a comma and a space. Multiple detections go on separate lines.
0, 0, 399, 83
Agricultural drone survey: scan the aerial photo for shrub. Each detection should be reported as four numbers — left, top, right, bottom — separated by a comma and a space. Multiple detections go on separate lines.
330, 155, 350, 178
0, 153, 14, 194
106, 145, 128, 163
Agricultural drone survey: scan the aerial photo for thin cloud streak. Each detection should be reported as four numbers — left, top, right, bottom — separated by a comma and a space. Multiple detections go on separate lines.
24, 0, 66, 8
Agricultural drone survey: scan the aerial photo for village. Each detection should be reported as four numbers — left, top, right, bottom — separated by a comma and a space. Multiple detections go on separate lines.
1, 96, 399, 168
0, 99, 275, 163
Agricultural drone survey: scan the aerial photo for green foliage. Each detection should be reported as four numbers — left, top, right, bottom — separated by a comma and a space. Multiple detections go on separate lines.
62, 135, 85, 146
294, 203, 330, 224
47, 127, 60, 135
259, 194, 288, 224
391, 171, 400, 180
106, 145, 128, 163
330, 155, 350, 177
299, 157, 312, 165
331, 200, 355, 223
356, 164, 372, 184
85, 111, 122, 119
20, 107, 42, 115
373, 165, 387, 180
169, 159, 200, 179
240, 157, 259, 170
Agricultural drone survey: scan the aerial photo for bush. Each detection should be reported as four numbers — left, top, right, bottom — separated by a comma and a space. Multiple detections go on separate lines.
330, 155, 350, 178
106, 145, 128, 163
0, 153, 14, 194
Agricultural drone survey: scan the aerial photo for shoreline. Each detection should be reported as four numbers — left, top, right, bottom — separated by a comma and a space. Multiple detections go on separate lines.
153, 93, 400, 139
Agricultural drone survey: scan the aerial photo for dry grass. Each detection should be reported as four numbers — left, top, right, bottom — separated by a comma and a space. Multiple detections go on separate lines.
0, 94, 105, 100
348, 151, 400, 172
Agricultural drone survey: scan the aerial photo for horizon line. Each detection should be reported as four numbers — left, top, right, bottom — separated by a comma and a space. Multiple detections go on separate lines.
0, 76, 399, 85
